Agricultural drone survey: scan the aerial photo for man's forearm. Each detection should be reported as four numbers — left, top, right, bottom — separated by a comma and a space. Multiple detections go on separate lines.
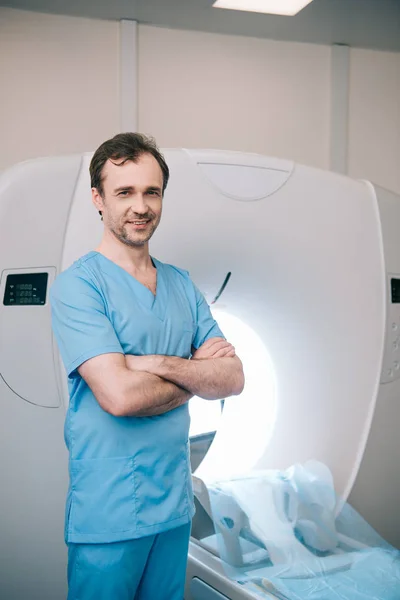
139, 355, 244, 401
121, 363, 192, 417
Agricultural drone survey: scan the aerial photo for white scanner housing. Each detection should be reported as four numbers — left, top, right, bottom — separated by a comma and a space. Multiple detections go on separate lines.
0, 149, 399, 599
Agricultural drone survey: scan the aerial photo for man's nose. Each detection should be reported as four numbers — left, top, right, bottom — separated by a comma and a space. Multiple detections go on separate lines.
131, 193, 148, 214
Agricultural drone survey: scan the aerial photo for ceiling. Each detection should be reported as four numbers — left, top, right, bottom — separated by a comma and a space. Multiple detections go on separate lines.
1, 0, 400, 52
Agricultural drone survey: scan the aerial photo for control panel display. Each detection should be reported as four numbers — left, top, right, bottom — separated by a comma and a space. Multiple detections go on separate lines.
3, 273, 49, 306
391, 279, 400, 304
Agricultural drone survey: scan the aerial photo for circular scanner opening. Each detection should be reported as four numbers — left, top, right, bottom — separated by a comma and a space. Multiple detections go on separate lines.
189, 309, 277, 481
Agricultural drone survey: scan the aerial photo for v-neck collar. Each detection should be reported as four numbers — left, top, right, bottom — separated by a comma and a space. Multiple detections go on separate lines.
89, 251, 169, 322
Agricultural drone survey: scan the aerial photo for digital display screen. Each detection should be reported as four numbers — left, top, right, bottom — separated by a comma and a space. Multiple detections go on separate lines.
391, 278, 400, 304
3, 273, 49, 306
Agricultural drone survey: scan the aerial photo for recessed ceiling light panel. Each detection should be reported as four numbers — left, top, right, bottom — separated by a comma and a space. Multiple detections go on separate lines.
213, 0, 314, 16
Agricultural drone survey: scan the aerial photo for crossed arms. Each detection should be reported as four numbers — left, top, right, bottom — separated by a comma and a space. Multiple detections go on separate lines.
78, 338, 245, 417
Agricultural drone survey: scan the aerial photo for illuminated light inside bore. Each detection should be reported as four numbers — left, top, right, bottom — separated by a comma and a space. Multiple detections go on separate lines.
190, 309, 277, 482
189, 396, 222, 438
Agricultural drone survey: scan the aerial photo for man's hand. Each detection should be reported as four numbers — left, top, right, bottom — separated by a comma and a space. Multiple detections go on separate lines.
191, 337, 236, 360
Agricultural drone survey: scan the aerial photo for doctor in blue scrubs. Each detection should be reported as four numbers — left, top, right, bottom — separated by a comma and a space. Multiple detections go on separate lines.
50, 132, 245, 600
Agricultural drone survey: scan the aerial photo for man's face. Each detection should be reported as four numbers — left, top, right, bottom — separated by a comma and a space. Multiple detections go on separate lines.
92, 153, 164, 248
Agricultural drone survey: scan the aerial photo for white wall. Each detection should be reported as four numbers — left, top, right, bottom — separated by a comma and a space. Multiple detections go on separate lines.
348, 49, 400, 194
138, 25, 400, 194
0, 8, 120, 171
138, 26, 331, 171
1, 10, 399, 196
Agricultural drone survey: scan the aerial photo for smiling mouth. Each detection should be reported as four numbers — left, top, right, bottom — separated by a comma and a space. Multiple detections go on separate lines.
126, 219, 151, 225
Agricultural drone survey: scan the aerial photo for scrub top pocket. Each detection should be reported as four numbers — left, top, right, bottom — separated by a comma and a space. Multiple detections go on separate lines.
134, 441, 192, 531
177, 320, 195, 357
69, 456, 136, 538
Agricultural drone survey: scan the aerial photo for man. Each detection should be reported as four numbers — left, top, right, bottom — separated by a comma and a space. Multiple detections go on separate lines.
50, 132, 244, 600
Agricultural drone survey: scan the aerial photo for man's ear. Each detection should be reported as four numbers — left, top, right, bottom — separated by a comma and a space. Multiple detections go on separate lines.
91, 188, 104, 219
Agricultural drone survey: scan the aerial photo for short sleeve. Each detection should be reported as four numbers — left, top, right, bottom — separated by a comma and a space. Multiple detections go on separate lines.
50, 271, 123, 377
192, 284, 225, 350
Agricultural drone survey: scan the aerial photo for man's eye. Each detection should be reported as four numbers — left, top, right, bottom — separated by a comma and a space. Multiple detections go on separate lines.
118, 191, 129, 196
147, 191, 159, 196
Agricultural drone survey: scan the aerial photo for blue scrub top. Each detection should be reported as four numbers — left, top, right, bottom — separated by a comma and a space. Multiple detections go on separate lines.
50, 251, 224, 544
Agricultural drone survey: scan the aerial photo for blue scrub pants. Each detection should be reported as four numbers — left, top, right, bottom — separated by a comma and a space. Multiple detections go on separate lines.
67, 522, 191, 600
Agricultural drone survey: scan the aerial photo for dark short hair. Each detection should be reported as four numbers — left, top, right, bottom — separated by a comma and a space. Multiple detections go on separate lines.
89, 132, 170, 198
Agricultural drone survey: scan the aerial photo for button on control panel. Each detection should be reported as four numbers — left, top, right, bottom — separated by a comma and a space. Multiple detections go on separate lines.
382, 276, 400, 383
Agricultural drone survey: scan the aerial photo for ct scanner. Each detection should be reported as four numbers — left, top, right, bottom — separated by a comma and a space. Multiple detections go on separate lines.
0, 148, 400, 599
